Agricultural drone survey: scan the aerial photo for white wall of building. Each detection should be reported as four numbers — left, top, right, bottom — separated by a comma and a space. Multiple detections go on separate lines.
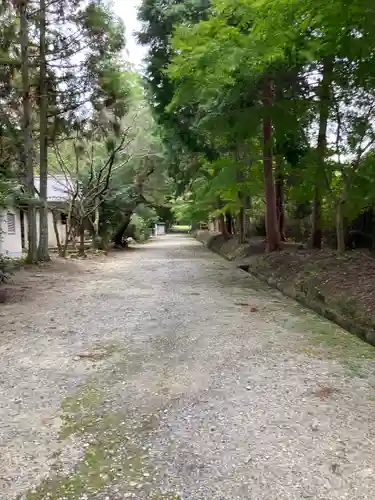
24, 210, 66, 248
0, 208, 23, 258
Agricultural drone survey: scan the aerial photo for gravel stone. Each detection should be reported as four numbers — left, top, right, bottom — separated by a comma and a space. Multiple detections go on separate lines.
0, 235, 374, 499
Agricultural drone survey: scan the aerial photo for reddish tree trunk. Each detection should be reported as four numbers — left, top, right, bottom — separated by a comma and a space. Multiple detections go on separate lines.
235, 153, 245, 244
262, 78, 281, 252
225, 211, 233, 235
243, 195, 251, 239
275, 167, 286, 242
312, 188, 323, 248
237, 207, 245, 244
218, 213, 225, 234
312, 57, 333, 249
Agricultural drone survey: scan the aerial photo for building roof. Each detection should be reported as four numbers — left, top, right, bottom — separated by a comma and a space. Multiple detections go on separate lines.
34, 175, 74, 202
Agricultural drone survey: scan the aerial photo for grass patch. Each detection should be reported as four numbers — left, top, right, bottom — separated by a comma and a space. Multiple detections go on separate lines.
170, 225, 190, 233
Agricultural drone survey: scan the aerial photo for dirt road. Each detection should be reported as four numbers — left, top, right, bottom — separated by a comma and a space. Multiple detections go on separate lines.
0, 235, 374, 499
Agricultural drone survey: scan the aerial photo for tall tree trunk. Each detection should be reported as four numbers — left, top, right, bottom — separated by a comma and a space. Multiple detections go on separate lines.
93, 205, 100, 237
236, 154, 245, 244
275, 158, 286, 242
78, 224, 85, 256
237, 208, 245, 244
371, 207, 375, 252
232, 216, 237, 236
20, 210, 25, 249
91, 206, 103, 249
37, 0, 49, 261
243, 195, 251, 240
312, 57, 333, 249
336, 201, 345, 254
20, 0, 37, 263
225, 211, 233, 235
218, 213, 225, 234
262, 77, 281, 252
311, 187, 322, 248
61, 204, 74, 257
52, 210, 62, 256
61, 222, 70, 257
216, 197, 230, 238
336, 187, 348, 254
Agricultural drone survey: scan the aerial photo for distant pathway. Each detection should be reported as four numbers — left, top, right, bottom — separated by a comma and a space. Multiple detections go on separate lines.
0, 235, 374, 499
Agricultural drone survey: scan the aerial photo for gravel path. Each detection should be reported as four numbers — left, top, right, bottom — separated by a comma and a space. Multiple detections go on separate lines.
0, 234, 374, 500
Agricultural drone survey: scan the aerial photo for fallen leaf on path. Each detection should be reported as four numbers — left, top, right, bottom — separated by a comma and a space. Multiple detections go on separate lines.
234, 302, 259, 312
313, 385, 341, 400
74, 351, 106, 361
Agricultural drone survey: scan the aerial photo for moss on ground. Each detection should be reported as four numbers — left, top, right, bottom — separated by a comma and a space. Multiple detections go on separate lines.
26, 419, 154, 499
60, 385, 102, 439
27, 395, 177, 499
26, 345, 180, 500
284, 310, 375, 377
234, 266, 375, 377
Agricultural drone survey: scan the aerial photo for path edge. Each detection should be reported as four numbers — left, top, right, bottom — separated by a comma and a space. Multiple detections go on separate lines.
193, 231, 375, 347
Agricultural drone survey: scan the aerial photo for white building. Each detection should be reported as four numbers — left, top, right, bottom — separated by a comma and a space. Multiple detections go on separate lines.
0, 175, 71, 258
25, 175, 71, 248
0, 208, 23, 258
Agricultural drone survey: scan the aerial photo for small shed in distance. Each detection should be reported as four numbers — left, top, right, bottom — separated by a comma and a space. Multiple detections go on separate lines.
154, 223, 166, 236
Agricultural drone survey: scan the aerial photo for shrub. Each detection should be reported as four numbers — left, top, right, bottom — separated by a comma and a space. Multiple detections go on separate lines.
131, 213, 154, 241
0, 255, 15, 284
